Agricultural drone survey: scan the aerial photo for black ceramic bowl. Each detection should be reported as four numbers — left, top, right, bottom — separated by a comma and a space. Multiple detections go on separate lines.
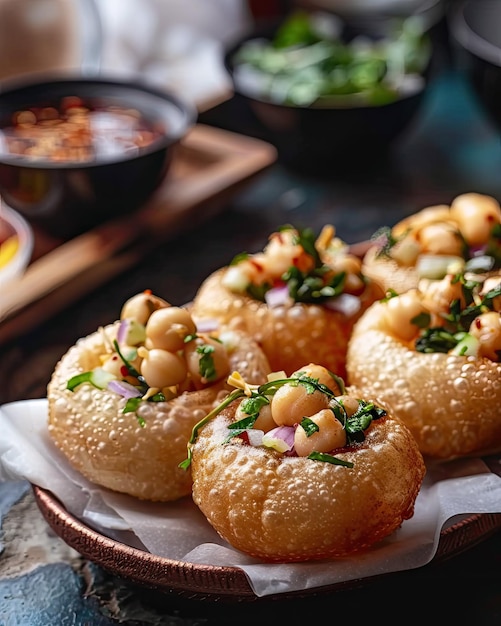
449, 0, 501, 133
224, 11, 435, 174
0, 77, 196, 239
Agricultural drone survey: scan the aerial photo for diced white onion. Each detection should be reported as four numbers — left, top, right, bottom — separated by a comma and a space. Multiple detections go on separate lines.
262, 425, 295, 452
264, 285, 289, 308
324, 293, 361, 317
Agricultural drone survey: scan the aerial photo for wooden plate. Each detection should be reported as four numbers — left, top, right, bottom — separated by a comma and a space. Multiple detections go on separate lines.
32, 485, 501, 602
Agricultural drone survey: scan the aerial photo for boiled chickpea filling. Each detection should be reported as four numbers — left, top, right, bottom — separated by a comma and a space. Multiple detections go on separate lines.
372, 193, 501, 278
221, 224, 367, 307
180, 364, 387, 470
381, 269, 501, 360
66, 290, 232, 423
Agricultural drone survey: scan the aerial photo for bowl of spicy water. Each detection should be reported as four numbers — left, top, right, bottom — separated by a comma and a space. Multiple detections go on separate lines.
0, 76, 196, 239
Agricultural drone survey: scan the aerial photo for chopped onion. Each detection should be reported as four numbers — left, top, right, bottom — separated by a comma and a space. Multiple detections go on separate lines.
265, 285, 289, 308
465, 254, 495, 273
469, 244, 487, 257
117, 319, 129, 344
117, 318, 146, 346
324, 293, 361, 316
89, 367, 117, 390
196, 318, 220, 333
243, 428, 264, 446
416, 254, 465, 279
108, 379, 142, 399
262, 425, 295, 453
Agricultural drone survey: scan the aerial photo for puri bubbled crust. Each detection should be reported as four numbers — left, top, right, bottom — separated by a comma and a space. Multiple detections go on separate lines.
191, 267, 381, 377
47, 319, 271, 502
190, 395, 425, 562
346, 301, 501, 459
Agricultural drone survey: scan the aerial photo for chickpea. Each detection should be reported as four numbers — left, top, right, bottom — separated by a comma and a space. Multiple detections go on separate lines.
389, 232, 422, 267
101, 347, 140, 378
416, 222, 464, 257
392, 204, 451, 238
333, 394, 361, 417
294, 408, 346, 457
263, 229, 312, 277
253, 404, 276, 431
327, 253, 362, 276
293, 363, 340, 393
244, 254, 269, 285
120, 291, 170, 325
235, 399, 276, 432
382, 290, 428, 342
271, 378, 331, 427
324, 255, 365, 295
138, 346, 187, 388
146, 307, 196, 352
469, 312, 501, 361
419, 274, 465, 316
183, 334, 230, 388
450, 193, 501, 247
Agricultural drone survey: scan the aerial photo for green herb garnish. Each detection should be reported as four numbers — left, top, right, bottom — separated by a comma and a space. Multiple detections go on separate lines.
179, 372, 383, 470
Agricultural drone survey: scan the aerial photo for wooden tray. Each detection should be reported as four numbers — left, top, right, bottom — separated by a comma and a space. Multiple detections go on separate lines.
0, 124, 277, 346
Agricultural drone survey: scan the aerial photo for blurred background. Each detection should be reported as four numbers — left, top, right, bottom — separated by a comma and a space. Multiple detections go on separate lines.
0, 0, 253, 110
0, 0, 451, 110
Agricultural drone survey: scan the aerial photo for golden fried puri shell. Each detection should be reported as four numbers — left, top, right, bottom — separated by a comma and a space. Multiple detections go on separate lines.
47, 322, 271, 502
361, 245, 419, 294
346, 302, 501, 459
190, 403, 425, 562
191, 268, 383, 378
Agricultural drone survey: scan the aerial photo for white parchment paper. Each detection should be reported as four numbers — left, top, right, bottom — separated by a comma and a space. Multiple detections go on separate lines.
1, 398, 501, 597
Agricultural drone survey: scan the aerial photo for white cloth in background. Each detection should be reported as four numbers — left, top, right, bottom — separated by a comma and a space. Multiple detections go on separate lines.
96, 0, 252, 109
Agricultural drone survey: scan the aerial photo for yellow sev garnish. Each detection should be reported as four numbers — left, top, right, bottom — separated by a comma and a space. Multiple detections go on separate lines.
226, 371, 256, 396
179, 367, 365, 471
180, 370, 282, 470
316, 224, 335, 251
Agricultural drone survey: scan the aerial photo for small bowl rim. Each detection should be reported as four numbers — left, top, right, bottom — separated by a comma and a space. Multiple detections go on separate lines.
449, 0, 501, 69
0, 74, 197, 170
0, 202, 34, 287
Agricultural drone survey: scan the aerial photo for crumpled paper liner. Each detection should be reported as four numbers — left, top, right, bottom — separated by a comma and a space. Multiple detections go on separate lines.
1, 398, 501, 597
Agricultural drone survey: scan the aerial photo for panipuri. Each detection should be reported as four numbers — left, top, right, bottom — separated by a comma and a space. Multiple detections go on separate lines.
47, 290, 271, 502
190, 224, 383, 379
346, 268, 501, 459
184, 364, 425, 562
362, 192, 501, 294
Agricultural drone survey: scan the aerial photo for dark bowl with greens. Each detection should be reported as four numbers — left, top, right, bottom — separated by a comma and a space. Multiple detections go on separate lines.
225, 10, 434, 173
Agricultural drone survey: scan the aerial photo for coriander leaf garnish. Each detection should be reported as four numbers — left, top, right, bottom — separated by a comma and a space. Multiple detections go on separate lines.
179, 372, 378, 469
300, 417, 320, 437
237, 224, 358, 305
67, 371, 94, 391
196, 343, 217, 381
414, 277, 501, 354
307, 451, 353, 468
344, 400, 385, 443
